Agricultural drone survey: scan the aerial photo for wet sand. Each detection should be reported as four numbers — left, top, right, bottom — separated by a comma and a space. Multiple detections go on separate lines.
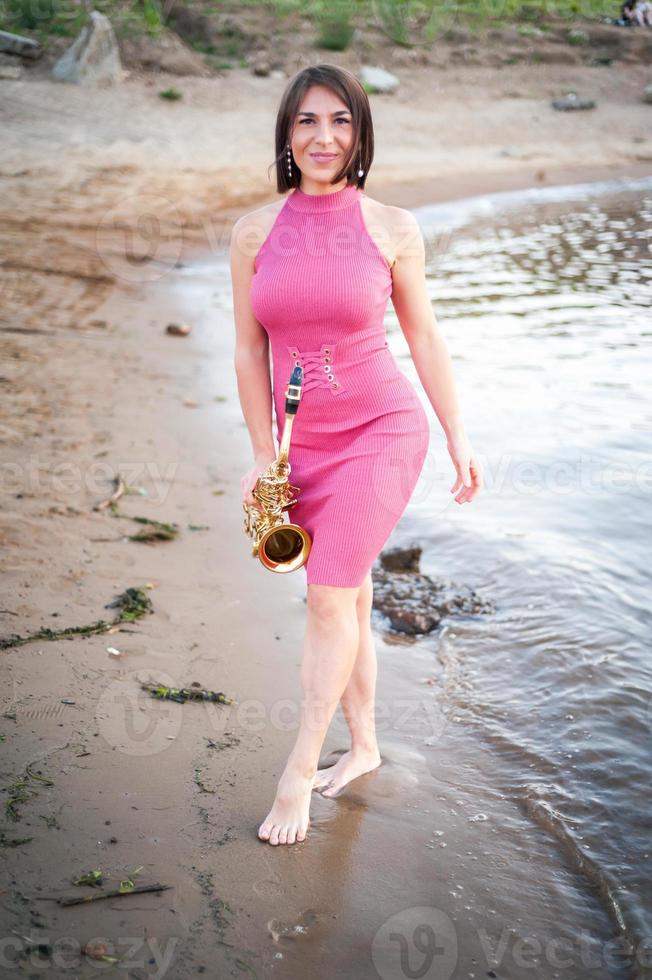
1, 63, 651, 977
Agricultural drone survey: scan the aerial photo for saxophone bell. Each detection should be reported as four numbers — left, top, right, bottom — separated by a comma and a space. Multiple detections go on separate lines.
242, 366, 312, 573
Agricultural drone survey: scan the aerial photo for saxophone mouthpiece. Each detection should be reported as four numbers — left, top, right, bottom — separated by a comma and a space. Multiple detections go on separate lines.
285, 365, 303, 415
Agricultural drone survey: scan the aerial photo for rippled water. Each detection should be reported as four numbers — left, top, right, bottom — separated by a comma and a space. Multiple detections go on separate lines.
383, 179, 652, 977
174, 178, 652, 979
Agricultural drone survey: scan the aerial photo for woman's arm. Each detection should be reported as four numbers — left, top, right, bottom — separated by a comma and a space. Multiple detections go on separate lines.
229, 214, 277, 462
390, 210, 465, 438
389, 209, 483, 504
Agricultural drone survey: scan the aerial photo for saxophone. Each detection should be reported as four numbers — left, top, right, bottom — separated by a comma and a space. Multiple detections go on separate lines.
242, 365, 312, 573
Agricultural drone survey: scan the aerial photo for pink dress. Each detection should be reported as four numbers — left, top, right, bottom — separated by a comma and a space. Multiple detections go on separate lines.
249, 182, 430, 587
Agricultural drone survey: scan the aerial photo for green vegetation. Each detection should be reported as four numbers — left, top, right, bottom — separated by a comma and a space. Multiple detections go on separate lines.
567, 26, 590, 41
0, 586, 153, 651
314, 0, 355, 51
0, 0, 616, 50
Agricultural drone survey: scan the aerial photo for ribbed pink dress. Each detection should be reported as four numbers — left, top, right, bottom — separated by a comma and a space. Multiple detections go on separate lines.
249, 182, 430, 587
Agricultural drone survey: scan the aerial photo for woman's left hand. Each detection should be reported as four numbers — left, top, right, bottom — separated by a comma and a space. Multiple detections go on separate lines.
447, 429, 484, 504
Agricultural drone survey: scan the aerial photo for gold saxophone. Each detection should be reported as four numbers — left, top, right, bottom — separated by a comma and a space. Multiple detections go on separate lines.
242, 365, 312, 573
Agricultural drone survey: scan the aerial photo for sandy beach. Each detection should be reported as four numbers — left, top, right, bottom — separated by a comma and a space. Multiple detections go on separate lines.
1, 47, 651, 977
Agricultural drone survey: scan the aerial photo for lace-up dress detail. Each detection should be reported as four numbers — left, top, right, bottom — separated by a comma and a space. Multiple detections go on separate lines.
249, 183, 430, 587
288, 345, 341, 394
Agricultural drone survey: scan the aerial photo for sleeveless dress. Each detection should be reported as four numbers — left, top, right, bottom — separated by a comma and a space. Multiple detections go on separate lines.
249, 182, 430, 588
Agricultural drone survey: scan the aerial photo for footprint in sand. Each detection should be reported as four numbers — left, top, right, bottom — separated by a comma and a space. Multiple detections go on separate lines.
252, 873, 284, 898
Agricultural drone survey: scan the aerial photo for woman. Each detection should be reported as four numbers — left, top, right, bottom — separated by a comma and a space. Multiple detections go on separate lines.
229, 63, 483, 847
620, 0, 637, 22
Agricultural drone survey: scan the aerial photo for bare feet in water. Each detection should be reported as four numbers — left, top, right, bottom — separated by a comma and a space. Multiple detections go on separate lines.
313, 747, 382, 798
257, 767, 315, 845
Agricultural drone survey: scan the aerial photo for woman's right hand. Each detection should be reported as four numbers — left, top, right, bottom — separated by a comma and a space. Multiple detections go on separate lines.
241, 452, 277, 508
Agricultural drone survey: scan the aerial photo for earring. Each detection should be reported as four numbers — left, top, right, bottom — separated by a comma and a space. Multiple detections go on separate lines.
286, 145, 292, 179
357, 157, 364, 178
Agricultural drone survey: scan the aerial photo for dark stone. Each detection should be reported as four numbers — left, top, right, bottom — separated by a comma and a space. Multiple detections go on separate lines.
378, 544, 423, 573
371, 545, 494, 636
552, 96, 596, 110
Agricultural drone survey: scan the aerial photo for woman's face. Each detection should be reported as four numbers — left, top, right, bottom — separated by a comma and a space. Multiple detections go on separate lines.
289, 84, 355, 189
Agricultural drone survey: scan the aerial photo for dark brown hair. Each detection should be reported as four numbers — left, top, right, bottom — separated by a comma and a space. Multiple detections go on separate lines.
268, 64, 374, 194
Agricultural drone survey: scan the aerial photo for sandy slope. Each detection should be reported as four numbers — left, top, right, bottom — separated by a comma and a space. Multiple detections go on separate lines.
0, 60, 651, 975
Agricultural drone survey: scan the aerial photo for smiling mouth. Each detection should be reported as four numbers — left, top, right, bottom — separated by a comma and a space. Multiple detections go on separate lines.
311, 153, 338, 159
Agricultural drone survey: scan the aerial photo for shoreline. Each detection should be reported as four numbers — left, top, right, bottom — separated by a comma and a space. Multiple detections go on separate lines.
1, 63, 650, 976
0, 162, 637, 974
175, 158, 652, 270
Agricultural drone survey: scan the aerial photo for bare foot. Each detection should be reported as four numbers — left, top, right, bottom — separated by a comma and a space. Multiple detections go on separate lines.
257, 767, 315, 845
313, 747, 382, 798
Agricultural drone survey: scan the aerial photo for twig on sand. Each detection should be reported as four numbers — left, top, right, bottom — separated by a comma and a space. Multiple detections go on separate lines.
57, 882, 173, 907
93, 473, 126, 511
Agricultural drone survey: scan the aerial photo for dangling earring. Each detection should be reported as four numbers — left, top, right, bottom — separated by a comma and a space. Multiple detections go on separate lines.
286, 144, 293, 179
357, 156, 364, 178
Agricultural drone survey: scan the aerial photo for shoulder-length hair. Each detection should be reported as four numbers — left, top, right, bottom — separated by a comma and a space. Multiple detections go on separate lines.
268, 63, 374, 194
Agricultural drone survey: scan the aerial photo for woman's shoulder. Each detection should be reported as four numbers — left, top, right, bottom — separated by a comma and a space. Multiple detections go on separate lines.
359, 192, 422, 266
237, 196, 287, 228
231, 195, 286, 239
359, 190, 398, 216
230, 196, 289, 263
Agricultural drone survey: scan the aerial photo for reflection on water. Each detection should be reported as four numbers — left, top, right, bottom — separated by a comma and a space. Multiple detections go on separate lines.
381, 182, 652, 977
180, 179, 652, 979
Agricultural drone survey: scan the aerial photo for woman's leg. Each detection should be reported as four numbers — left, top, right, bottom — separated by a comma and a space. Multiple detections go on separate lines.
257, 581, 362, 845
313, 572, 383, 797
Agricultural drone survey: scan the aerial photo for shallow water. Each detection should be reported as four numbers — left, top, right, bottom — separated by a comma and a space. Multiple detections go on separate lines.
379, 178, 652, 979
178, 177, 652, 979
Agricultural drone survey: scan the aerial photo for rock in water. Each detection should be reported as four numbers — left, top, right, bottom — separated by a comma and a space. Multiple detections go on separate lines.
52, 11, 122, 87
372, 545, 494, 635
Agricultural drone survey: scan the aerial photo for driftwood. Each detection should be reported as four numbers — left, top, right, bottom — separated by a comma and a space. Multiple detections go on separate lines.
57, 882, 172, 907
93, 473, 126, 511
0, 30, 42, 59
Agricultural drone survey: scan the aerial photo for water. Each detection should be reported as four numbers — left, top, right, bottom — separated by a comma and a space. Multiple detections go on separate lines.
383, 179, 652, 977
173, 178, 652, 978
